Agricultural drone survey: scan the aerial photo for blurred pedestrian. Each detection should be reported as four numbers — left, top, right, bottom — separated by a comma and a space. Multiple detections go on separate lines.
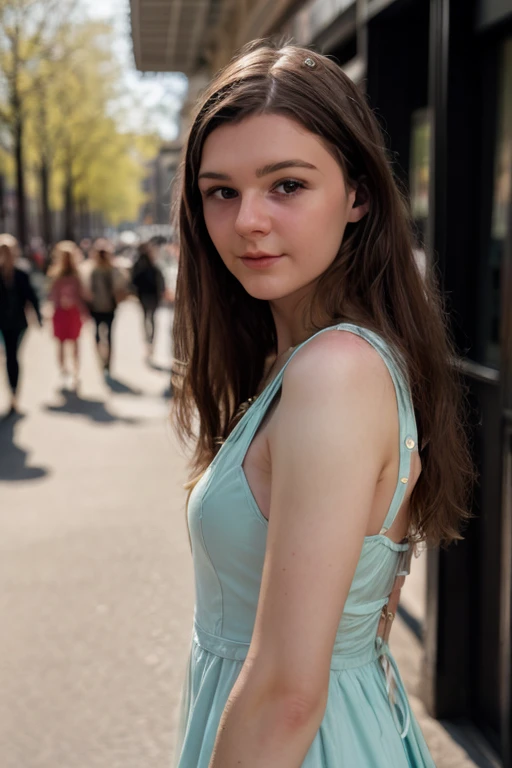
0, 233, 42, 416
29, 236, 46, 271
171, 42, 474, 768
79, 237, 92, 260
131, 242, 165, 358
88, 239, 126, 374
48, 240, 89, 389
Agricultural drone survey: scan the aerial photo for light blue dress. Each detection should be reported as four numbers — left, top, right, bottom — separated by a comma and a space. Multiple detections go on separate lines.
174, 323, 436, 767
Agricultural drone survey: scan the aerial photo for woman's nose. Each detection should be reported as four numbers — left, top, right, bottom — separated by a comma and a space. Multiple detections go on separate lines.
234, 193, 271, 238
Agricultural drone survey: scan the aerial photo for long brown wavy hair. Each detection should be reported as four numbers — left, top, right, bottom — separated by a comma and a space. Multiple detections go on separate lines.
172, 40, 474, 547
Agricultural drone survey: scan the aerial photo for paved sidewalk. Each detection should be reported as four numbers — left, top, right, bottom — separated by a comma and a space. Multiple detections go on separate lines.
0, 302, 488, 767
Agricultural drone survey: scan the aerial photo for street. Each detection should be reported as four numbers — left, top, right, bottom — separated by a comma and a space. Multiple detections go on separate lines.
0, 301, 484, 767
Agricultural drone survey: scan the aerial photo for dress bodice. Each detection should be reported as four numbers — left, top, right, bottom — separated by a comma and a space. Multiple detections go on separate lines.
188, 323, 417, 667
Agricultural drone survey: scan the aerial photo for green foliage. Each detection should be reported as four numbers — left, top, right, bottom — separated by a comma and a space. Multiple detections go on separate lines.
0, 1, 161, 230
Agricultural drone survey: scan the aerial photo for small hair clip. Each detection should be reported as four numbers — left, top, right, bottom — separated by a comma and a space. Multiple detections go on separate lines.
303, 57, 316, 69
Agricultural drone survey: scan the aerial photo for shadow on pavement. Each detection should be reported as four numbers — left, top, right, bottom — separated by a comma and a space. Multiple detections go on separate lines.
440, 719, 500, 768
0, 412, 49, 482
44, 389, 140, 425
104, 374, 142, 395
162, 383, 174, 400
147, 360, 173, 373
397, 604, 423, 643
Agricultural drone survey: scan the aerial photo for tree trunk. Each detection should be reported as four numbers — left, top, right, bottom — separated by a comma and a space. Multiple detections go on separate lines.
14, 113, 27, 247
40, 156, 52, 246
64, 162, 75, 241
84, 200, 91, 239
77, 196, 88, 242
38, 93, 52, 246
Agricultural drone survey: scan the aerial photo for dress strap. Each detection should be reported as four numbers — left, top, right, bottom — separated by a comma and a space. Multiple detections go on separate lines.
218, 323, 418, 520
323, 325, 418, 535
218, 324, 344, 465
274, 323, 418, 535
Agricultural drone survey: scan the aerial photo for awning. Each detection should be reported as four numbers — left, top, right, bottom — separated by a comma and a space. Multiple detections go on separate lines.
130, 0, 310, 75
130, 0, 224, 73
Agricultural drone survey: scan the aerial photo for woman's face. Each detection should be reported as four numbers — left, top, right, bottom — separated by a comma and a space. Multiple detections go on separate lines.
198, 113, 367, 303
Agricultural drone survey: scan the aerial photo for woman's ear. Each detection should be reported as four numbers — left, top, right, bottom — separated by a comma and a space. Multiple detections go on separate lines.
348, 180, 370, 223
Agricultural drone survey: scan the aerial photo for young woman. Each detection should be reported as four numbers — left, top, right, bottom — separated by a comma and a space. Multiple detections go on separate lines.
171, 41, 473, 768
48, 240, 89, 388
0, 234, 41, 415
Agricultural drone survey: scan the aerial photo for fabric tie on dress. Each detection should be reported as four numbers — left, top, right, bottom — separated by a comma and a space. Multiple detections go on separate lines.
376, 637, 411, 739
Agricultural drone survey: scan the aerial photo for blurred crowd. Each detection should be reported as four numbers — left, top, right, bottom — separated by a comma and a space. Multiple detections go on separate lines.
0, 232, 178, 418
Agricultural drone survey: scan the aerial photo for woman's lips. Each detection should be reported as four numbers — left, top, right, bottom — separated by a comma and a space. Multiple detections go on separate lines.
240, 254, 283, 269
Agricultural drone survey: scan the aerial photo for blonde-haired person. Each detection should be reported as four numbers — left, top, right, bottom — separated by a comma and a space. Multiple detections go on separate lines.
48, 240, 89, 389
171, 41, 475, 768
0, 234, 42, 416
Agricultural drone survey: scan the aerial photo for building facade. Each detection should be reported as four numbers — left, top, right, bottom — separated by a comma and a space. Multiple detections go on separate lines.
131, 0, 512, 763
139, 141, 182, 227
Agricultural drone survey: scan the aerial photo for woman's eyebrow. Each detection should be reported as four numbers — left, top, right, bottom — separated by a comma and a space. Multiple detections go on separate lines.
198, 159, 318, 182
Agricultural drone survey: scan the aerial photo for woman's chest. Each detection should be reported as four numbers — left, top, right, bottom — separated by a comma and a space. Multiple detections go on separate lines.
58, 278, 78, 304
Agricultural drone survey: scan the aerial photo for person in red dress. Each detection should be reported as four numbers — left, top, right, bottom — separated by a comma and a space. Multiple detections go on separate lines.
48, 241, 89, 389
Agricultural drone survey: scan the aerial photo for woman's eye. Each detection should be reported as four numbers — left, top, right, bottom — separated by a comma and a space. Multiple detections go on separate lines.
203, 180, 304, 199
207, 187, 238, 200
274, 180, 305, 195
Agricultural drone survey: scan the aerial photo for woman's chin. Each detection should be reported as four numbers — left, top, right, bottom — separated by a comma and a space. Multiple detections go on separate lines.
241, 280, 294, 302
239, 273, 318, 305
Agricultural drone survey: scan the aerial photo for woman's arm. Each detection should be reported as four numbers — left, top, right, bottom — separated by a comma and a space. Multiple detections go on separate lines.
75, 276, 91, 315
209, 330, 396, 768
48, 278, 57, 305
156, 267, 165, 299
23, 271, 42, 324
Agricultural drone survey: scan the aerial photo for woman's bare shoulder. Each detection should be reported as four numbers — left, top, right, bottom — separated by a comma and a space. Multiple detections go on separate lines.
281, 328, 392, 404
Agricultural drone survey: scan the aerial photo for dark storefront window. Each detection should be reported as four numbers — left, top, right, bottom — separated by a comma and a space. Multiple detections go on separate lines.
481, 37, 512, 368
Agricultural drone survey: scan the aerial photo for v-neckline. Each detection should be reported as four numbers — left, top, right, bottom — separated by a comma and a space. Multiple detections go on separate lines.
211, 323, 344, 469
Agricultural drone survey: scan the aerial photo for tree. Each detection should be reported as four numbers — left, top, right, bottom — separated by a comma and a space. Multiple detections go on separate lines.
0, 5, 164, 244
37, 20, 158, 238
0, 0, 78, 245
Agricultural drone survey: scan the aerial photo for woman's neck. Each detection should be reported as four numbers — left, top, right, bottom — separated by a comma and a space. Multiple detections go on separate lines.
270, 292, 314, 354
270, 290, 335, 355
0, 264, 14, 281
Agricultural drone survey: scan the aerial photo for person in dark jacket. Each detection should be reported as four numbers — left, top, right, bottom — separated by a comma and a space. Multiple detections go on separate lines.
0, 234, 42, 415
131, 242, 165, 358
